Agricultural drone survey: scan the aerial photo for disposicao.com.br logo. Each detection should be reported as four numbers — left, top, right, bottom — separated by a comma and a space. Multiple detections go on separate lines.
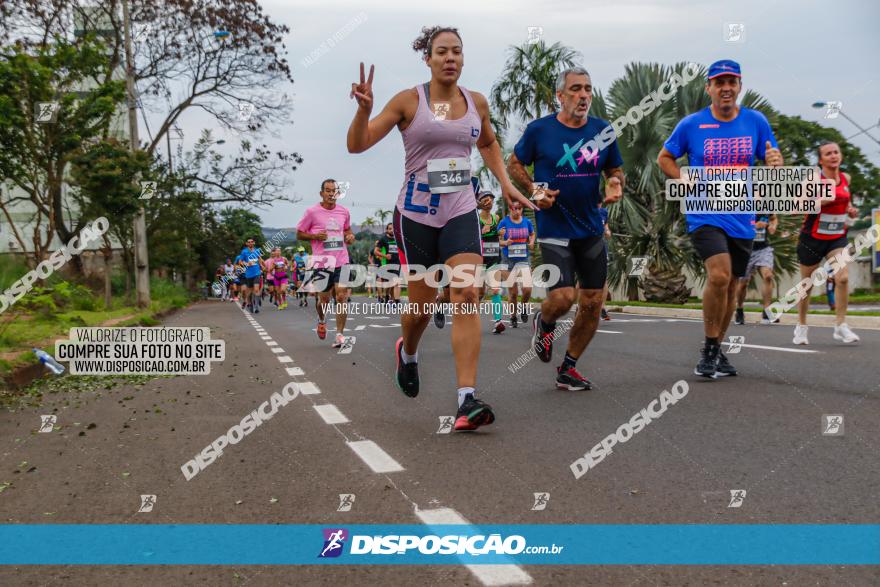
318, 528, 563, 558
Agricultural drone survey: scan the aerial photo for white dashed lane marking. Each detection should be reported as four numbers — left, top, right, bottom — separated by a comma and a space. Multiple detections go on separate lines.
346, 440, 404, 473
313, 404, 349, 425
295, 381, 320, 395
416, 508, 533, 586
722, 342, 819, 354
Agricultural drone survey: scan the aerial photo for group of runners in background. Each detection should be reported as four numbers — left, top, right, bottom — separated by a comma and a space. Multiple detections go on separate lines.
216, 243, 311, 313
214, 25, 866, 433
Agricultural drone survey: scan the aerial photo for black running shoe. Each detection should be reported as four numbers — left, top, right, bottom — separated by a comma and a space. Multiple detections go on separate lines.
531, 311, 554, 363
394, 337, 419, 398
715, 350, 737, 377
556, 365, 593, 390
510, 313, 518, 328
600, 308, 610, 321
695, 344, 720, 379
520, 310, 529, 324
433, 309, 446, 329
454, 394, 495, 431
735, 308, 745, 325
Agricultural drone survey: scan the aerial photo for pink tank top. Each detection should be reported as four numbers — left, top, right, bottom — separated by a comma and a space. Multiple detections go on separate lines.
396, 83, 482, 227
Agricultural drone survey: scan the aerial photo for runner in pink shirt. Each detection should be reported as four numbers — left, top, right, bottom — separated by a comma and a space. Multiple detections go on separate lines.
346, 26, 535, 432
296, 179, 356, 348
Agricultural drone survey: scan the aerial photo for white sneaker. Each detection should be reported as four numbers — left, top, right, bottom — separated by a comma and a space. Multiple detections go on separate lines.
332, 333, 345, 348
793, 324, 809, 345
833, 323, 860, 344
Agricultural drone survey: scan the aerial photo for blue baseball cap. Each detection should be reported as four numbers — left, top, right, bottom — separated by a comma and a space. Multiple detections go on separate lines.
707, 59, 742, 80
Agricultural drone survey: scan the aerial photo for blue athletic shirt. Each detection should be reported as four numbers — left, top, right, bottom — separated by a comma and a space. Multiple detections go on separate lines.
497, 216, 534, 259
514, 114, 624, 240
663, 106, 778, 239
293, 253, 307, 269
239, 247, 262, 278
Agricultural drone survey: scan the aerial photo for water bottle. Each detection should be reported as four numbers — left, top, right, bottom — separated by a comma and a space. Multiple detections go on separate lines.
33, 348, 65, 376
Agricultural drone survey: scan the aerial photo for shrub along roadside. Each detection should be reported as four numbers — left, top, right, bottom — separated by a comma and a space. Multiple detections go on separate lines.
0, 275, 194, 380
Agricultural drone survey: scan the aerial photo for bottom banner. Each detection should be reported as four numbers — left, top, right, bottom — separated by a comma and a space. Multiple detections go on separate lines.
1, 524, 878, 565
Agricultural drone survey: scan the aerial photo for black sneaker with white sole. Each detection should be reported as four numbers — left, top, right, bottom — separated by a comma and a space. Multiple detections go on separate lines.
735, 308, 745, 325
715, 350, 737, 377
394, 337, 419, 397
694, 344, 720, 379
556, 365, 593, 390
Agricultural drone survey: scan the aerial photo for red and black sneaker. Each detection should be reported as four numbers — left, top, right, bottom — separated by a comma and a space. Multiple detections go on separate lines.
394, 337, 419, 398
531, 310, 554, 363
454, 394, 495, 431
556, 365, 593, 391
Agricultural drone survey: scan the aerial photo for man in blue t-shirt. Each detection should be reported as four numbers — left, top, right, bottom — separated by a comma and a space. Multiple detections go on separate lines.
497, 202, 536, 331
658, 59, 784, 379
508, 66, 625, 392
239, 237, 264, 313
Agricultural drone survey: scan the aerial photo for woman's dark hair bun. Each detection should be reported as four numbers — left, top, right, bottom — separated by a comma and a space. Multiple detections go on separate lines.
412, 26, 461, 58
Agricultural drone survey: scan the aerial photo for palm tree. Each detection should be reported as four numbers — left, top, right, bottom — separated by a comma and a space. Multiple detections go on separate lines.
487, 41, 579, 272
598, 62, 779, 302
374, 209, 392, 227
490, 40, 580, 134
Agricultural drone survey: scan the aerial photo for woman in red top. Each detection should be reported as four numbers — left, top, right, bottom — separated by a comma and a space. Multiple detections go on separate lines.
793, 141, 860, 345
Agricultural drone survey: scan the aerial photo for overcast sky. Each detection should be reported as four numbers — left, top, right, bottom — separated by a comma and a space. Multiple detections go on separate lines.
172, 0, 880, 228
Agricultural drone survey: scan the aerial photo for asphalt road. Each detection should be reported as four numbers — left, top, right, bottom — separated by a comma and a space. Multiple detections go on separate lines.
1, 295, 878, 586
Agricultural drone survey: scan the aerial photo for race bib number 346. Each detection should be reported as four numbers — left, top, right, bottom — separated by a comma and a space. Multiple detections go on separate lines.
427, 158, 471, 194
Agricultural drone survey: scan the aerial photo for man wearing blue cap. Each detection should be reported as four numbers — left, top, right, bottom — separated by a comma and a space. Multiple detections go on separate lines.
658, 59, 784, 379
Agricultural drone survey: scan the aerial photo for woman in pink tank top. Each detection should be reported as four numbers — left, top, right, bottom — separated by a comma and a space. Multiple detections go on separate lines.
346, 26, 534, 432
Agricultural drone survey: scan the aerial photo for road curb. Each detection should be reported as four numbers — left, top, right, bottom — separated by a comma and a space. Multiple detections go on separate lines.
607, 305, 880, 330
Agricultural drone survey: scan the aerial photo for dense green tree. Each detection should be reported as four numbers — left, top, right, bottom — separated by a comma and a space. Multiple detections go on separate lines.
0, 32, 126, 267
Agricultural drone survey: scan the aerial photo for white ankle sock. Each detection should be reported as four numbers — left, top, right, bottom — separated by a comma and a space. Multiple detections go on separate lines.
457, 387, 475, 407
402, 349, 418, 364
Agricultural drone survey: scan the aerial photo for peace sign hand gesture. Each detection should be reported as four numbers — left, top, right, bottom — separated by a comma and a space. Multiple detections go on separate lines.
350, 62, 375, 112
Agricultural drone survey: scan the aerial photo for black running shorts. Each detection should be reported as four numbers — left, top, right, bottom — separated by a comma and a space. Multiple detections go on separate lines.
540, 236, 607, 290
797, 232, 849, 266
689, 225, 753, 278
393, 208, 483, 269
243, 276, 259, 287
308, 267, 345, 293
482, 256, 502, 269
379, 264, 400, 280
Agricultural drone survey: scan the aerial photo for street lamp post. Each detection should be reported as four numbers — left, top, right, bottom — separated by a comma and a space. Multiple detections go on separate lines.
811, 101, 880, 147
